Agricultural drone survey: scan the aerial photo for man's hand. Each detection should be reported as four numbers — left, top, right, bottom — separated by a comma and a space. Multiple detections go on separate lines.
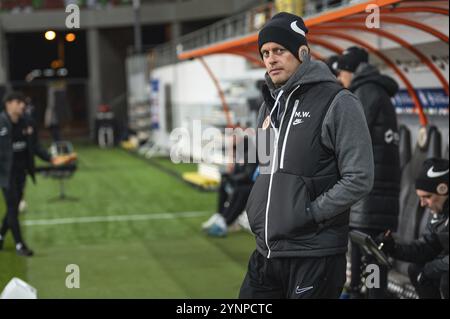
376, 230, 395, 254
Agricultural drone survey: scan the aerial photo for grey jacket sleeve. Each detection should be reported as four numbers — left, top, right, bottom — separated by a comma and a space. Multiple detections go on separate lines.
310, 90, 374, 223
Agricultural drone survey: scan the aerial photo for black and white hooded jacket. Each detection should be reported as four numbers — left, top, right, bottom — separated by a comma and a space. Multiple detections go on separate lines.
246, 55, 374, 258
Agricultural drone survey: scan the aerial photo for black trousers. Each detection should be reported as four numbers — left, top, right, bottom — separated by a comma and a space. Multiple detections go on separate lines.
239, 250, 347, 299
217, 177, 229, 216
408, 263, 448, 299
350, 228, 388, 298
1, 171, 26, 244
217, 176, 252, 226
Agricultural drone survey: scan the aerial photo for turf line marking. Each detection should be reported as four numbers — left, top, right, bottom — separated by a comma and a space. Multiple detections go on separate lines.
23, 211, 209, 227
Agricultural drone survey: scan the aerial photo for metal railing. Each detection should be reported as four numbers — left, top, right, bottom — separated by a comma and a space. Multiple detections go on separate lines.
151, 0, 360, 68
149, 2, 274, 68
179, 3, 274, 53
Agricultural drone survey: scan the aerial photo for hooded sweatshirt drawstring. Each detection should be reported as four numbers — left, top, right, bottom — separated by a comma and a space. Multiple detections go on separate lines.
268, 90, 284, 130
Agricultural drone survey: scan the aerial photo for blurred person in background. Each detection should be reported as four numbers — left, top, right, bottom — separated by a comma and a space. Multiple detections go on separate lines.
202, 134, 257, 237
0, 92, 55, 257
336, 46, 400, 299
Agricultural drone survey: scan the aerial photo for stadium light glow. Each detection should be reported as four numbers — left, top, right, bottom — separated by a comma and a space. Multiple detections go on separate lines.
65, 33, 76, 43
45, 31, 56, 41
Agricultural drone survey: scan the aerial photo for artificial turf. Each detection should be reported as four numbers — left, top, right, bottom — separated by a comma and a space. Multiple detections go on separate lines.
0, 145, 254, 298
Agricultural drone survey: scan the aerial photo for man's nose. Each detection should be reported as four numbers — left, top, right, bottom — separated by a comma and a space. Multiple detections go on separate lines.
267, 54, 277, 64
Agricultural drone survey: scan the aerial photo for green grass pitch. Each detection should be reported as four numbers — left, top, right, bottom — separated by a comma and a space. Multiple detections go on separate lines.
0, 145, 254, 298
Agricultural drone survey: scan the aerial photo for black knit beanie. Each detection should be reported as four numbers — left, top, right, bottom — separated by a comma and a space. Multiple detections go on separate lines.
258, 12, 308, 61
415, 158, 449, 195
337, 46, 369, 72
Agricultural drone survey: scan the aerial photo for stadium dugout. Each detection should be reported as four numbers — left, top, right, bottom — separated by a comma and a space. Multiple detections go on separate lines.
170, 0, 449, 298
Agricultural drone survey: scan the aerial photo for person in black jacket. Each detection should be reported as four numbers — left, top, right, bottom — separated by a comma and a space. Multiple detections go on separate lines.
202, 135, 257, 237
378, 158, 449, 299
336, 46, 401, 298
0, 91, 54, 257
239, 13, 373, 299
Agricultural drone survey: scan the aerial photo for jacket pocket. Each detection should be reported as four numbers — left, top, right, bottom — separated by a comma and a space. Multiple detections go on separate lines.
246, 174, 270, 236
268, 172, 317, 241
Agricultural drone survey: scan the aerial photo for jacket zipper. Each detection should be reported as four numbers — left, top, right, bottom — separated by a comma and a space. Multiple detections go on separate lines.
264, 85, 300, 259
268, 90, 284, 133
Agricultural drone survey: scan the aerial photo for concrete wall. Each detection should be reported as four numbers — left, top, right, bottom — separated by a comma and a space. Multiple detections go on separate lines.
86, 27, 133, 137
87, 28, 101, 137
99, 28, 133, 124
0, 0, 263, 32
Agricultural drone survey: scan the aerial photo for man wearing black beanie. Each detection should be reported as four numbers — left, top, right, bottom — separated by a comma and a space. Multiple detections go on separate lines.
378, 158, 449, 299
240, 12, 374, 299
335, 46, 369, 88
415, 158, 449, 207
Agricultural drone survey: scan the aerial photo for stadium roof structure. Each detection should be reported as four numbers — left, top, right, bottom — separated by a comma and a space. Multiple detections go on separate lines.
177, 0, 449, 127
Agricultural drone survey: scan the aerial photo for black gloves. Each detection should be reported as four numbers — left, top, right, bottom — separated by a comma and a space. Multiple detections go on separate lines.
376, 230, 396, 254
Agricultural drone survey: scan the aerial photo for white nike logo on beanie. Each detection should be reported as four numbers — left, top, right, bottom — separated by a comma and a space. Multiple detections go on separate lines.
427, 166, 449, 178
290, 21, 305, 36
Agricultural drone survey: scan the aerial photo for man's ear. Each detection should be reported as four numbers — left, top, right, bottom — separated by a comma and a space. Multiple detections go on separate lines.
298, 45, 310, 62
